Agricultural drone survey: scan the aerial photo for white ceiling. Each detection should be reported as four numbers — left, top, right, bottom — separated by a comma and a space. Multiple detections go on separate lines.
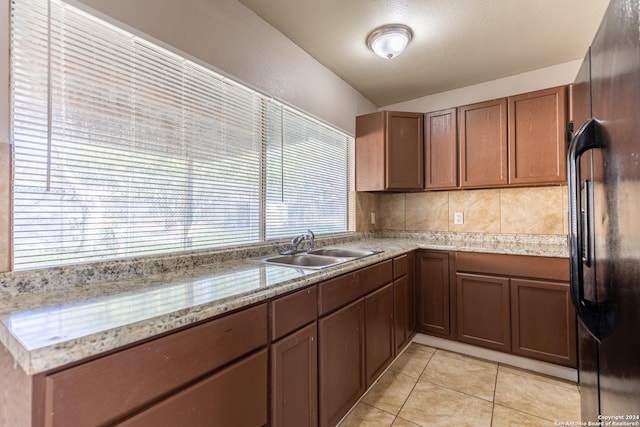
237, 0, 610, 107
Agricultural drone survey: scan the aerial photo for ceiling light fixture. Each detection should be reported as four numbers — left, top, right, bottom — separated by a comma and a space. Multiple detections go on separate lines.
366, 24, 413, 59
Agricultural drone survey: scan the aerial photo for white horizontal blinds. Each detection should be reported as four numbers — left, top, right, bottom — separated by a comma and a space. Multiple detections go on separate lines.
266, 107, 349, 239
12, 0, 262, 269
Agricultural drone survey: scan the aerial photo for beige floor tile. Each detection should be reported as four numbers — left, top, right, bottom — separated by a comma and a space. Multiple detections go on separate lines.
492, 404, 555, 426
362, 369, 418, 415
421, 350, 498, 401
494, 369, 581, 422
338, 402, 395, 427
436, 349, 498, 370
499, 364, 578, 390
398, 381, 493, 427
388, 343, 436, 378
391, 416, 422, 427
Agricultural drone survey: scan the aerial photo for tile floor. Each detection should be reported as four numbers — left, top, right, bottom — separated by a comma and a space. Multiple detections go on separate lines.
339, 343, 581, 426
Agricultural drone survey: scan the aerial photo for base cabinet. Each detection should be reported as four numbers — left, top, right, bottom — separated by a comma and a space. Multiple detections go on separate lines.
118, 350, 268, 427
271, 322, 318, 427
511, 279, 576, 366
456, 273, 511, 352
318, 299, 366, 427
365, 283, 395, 387
416, 251, 452, 337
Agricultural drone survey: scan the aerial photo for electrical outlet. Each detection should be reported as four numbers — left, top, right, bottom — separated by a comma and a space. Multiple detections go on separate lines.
454, 212, 464, 225
370, 212, 376, 225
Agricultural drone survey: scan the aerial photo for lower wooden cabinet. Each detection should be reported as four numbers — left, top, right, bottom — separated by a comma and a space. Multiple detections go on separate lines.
318, 299, 366, 427
416, 251, 452, 337
456, 273, 511, 352
511, 278, 576, 366
118, 349, 268, 427
271, 322, 318, 427
365, 283, 395, 387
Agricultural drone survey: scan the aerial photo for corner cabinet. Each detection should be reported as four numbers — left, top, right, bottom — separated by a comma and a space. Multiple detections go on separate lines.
508, 86, 568, 185
355, 111, 424, 191
415, 250, 453, 338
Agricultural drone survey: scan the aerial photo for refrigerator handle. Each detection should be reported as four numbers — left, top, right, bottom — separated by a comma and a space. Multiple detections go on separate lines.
567, 118, 604, 340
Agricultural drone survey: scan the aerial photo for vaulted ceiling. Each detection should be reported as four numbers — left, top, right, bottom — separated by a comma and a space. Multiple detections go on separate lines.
238, 0, 610, 106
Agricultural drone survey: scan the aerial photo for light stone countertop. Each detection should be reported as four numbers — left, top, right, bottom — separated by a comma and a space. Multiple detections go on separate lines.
0, 233, 569, 375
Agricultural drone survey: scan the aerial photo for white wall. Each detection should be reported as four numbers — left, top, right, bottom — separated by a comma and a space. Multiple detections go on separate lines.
382, 60, 583, 112
70, 0, 377, 135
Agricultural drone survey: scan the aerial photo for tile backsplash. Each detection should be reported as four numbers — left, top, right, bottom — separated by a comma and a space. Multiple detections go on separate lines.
358, 185, 568, 236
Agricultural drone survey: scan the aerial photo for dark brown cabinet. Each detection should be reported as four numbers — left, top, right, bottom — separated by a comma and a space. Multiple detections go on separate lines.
508, 86, 568, 185
271, 323, 318, 427
365, 283, 395, 387
456, 273, 511, 352
119, 350, 268, 427
318, 299, 366, 427
355, 111, 424, 191
424, 108, 457, 189
458, 98, 508, 188
270, 286, 318, 427
41, 303, 268, 427
393, 253, 415, 353
454, 252, 576, 367
511, 278, 576, 366
416, 251, 452, 338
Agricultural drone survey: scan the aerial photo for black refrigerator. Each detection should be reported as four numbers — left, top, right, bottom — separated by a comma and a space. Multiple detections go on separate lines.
568, 0, 640, 421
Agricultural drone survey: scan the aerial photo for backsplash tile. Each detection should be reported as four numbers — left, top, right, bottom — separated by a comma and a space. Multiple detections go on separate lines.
379, 193, 406, 230
354, 191, 378, 232
448, 189, 501, 233
406, 192, 448, 231
500, 186, 564, 234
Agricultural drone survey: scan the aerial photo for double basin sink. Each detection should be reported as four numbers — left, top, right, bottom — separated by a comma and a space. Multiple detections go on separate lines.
255, 247, 383, 270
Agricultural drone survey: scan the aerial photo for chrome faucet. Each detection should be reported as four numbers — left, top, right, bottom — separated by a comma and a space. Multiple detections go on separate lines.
281, 230, 315, 254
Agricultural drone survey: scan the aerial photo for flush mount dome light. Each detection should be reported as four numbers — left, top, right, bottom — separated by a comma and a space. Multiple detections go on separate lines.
366, 24, 413, 59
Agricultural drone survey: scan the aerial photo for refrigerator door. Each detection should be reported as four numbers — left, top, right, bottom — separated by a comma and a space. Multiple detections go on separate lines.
589, 0, 640, 417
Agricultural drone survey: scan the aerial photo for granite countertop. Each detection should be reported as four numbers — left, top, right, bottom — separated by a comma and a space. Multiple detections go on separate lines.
0, 232, 568, 375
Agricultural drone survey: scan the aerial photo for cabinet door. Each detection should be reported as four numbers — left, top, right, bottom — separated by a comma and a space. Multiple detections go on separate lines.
458, 98, 508, 188
394, 275, 410, 354
386, 112, 424, 190
118, 349, 268, 427
318, 299, 365, 427
355, 112, 386, 191
365, 283, 394, 387
456, 273, 510, 351
425, 108, 457, 189
271, 322, 318, 427
511, 279, 576, 367
508, 86, 567, 185
416, 251, 451, 337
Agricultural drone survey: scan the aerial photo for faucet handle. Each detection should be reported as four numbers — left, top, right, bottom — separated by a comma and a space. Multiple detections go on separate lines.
306, 230, 315, 249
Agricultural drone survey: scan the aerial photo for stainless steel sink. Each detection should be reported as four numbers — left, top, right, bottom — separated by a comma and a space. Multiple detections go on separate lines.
260, 254, 346, 269
253, 247, 383, 270
306, 248, 379, 258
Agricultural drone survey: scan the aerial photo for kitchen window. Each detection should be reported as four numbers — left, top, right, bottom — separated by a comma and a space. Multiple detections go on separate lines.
10, 0, 353, 270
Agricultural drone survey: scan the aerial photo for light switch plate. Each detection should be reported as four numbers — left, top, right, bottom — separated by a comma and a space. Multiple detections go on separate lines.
454, 212, 464, 225
371, 212, 376, 225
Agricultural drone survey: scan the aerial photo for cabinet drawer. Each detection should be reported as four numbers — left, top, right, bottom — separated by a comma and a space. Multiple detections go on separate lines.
456, 252, 569, 282
44, 303, 268, 427
118, 349, 268, 427
271, 286, 317, 341
318, 260, 392, 316
393, 254, 408, 279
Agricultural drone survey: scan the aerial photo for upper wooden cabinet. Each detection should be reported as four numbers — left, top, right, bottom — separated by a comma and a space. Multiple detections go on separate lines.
458, 98, 509, 188
355, 111, 424, 191
425, 108, 457, 189
508, 86, 568, 185
420, 85, 568, 191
